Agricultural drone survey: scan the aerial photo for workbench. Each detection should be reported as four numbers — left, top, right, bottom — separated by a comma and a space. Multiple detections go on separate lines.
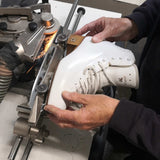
0, 1, 121, 159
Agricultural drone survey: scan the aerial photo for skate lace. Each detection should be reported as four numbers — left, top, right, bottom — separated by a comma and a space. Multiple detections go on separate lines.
77, 61, 115, 94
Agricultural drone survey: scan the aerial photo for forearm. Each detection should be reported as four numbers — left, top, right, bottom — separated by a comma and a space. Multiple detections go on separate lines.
126, 0, 160, 42
109, 99, 160, 159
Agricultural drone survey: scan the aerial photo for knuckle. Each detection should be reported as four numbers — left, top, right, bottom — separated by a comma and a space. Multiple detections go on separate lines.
71, 92, 78, 99
83, 24, 89, 30
71, 92, 88, 103
101, 16, 105, 20
59, 123, 66, 128
56, 112, 63, 121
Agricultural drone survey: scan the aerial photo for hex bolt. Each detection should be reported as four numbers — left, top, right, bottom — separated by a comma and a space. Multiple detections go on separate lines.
36, 84, 48, 94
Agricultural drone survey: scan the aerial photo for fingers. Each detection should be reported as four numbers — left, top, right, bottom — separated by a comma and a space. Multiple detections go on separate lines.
44, 92, 118, 130
62, 91, 89, 105
45, 105, 88, 129
45, 105, 77, 123
48, 114, 75, 128
44, 91, 93, 129
92, 29, 112, 43
75, 18, 101, 35
48, 111, 93, 130
75, 20, 111, 43
75, 17, 133, 42
75, 24, 94, 35
74, 25, 89, 35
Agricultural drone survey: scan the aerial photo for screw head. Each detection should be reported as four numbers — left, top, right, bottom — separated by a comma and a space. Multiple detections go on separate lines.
36, 84, 48, 94
77, 7, 86, 15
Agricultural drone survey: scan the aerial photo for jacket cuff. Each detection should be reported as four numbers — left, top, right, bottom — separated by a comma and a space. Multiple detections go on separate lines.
109, 99, 144, 135
126, 12, 148, 43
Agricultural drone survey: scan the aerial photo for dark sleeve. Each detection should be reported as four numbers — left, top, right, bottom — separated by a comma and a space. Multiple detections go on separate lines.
126, 0, 160, 42
109, 99, 160, 159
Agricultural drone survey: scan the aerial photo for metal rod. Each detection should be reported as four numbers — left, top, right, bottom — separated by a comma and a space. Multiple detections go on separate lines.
21, 139, 33, 160
8, 136, 23, 160
71, 7, 86, 34
63, 0, 79, 32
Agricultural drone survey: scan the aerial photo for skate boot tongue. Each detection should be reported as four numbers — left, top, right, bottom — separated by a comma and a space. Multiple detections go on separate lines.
77, 61, 115, 95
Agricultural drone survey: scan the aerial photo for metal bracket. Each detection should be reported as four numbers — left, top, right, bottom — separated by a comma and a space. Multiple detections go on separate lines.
0, 3, 51, 21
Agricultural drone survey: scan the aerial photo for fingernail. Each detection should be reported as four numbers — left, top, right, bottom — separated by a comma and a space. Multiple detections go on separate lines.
44, 106, 49, 111
92, 36, 99, 43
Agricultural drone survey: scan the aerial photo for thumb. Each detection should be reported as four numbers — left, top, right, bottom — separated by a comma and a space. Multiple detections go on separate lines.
92, 30, 109, 43
62, 91, 89, 105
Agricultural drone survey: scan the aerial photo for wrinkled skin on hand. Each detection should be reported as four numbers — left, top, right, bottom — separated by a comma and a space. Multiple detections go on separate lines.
75, 17, 138, 43
45, 91, 119, 130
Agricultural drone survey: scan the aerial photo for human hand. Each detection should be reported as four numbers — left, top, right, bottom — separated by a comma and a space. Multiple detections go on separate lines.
75, 17, 138, 43
45, 91, 119, 130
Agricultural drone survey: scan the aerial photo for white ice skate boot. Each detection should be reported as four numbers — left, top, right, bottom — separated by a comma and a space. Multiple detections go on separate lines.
48, 36, 139, 109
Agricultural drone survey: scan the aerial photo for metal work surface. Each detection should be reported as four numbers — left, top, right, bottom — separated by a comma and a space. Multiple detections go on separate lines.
0, 93, 92, 160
